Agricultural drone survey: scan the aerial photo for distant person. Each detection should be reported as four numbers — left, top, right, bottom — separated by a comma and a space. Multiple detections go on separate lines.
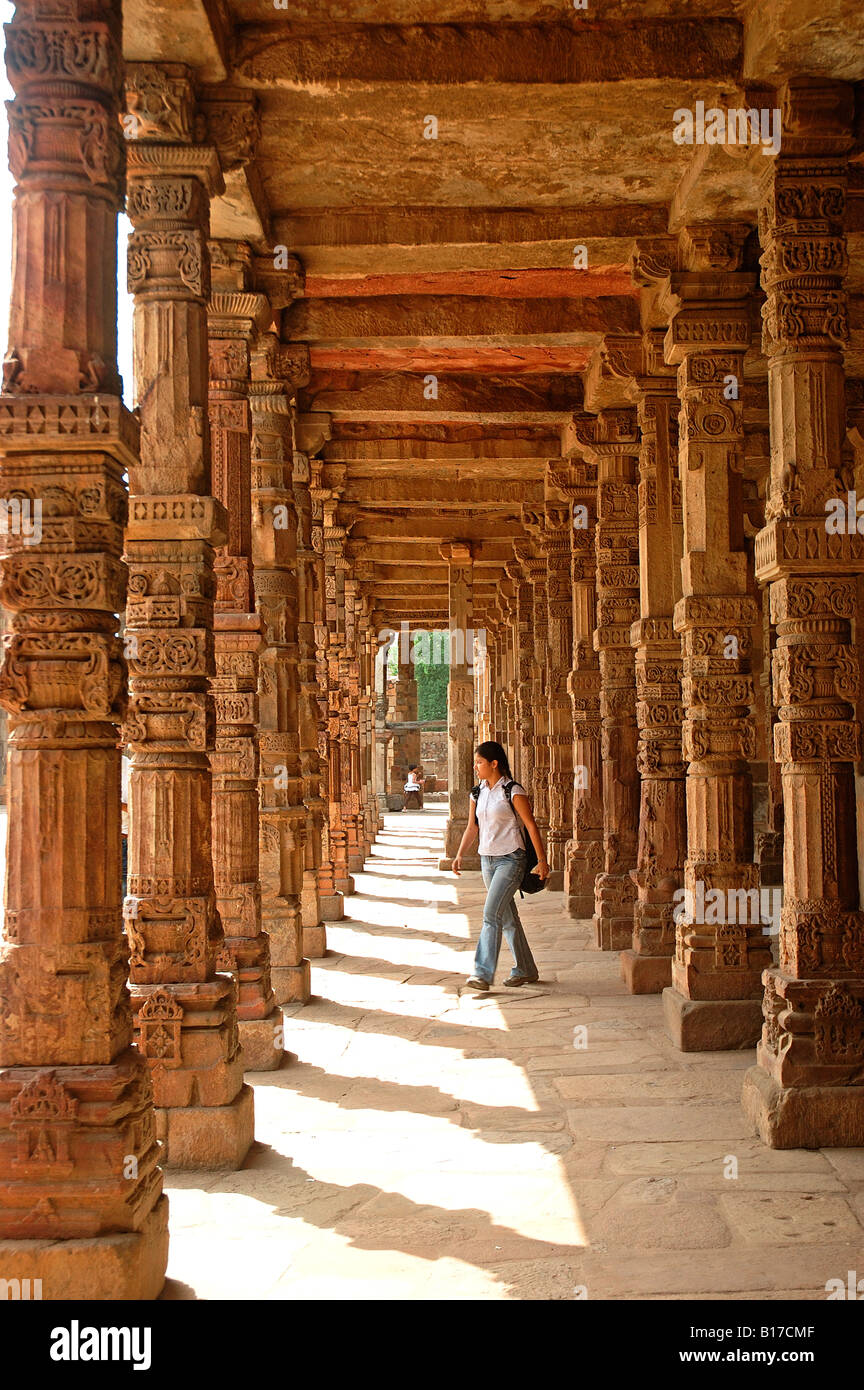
450, 740, 548, 990
403, 764, 423, 810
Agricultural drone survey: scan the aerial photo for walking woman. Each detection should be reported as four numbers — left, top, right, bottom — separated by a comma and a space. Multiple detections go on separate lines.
451, 740, 549, 990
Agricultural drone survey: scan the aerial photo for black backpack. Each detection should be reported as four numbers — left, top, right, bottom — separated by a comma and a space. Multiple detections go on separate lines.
470, 779, 546, 897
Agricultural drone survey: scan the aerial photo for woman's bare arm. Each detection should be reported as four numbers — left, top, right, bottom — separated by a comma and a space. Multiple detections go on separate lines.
452, 796, 479, 875
512, 793, 549, 880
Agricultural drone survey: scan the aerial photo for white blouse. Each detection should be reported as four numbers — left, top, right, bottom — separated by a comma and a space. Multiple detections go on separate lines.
474, 779, 528, 856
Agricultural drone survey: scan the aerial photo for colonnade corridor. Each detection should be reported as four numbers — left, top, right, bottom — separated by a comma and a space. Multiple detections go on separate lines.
161, 806, 862, 1302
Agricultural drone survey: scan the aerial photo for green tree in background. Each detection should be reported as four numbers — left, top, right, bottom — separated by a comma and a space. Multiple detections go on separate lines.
415, 654, 449, 720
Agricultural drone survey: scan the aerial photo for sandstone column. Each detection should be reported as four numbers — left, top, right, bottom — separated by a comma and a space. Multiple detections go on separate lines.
538, 501, 575, 891
603, 331, 687, 993
743, 81, 864, 1145
123, 63, 253, 1166
549, 451, 604, 919
518, 540, 551, 838
342, 572, 365, 871
293, 447, 327, 957
439, 542, 477, 867
207, 241, 283, 1068
309, 458, 344, 919
0, 0, 168, 1295
320, 497, 355, 904
249, 334, 311, 1004
583, 411, 641, 950
661, 224, 772, 1050
506, 559, 536, 801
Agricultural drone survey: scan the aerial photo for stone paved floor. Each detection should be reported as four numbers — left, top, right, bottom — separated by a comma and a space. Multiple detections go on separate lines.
160, 806, 864, 1300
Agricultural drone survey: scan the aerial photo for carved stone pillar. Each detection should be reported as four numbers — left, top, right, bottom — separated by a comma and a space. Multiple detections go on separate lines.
249, 335, 310, 1005
342, 573, 365, 871
439, 542, 477, 867
291, 413, 330, 953
292, 449, 327, 956
506, 559, 537, 803
0, 0, 167, 1295
354, 588, 377, 851
661, 224, 771, 1051
550, 451, 604, 918
309, 461, 342, 919
538, 502, 574, 891
743, 81, 864, 1146
524, 546, 551, 836
374, 635, 389, 815
321, 501, 355, 902
123, 63, 253, 1166
207, 242, 282, 1069
629, 383, 686, 991
585, 411, 641, 949
602, 331, 687, 993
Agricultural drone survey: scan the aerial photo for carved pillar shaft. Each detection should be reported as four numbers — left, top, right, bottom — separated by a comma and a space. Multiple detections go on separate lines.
122, 63, 253, 1166
293, 448, 327, 956
439, 542, 477, 866
558, 456, 604, 918
538, 502, 574, 891
743, 82, 864, 1146
341, 575, 364, 870
663, 224, 771, 1051
207, 245, 282, 1069
507, 561, 536, 799
591, 412, 641, 950
321, 507, 354, 901
0, 0, 167, 1293
249, 337, 310, 1005
625, 375, 686, 993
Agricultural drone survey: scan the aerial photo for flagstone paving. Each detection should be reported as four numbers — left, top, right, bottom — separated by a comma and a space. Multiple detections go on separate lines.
161, 807, 864, 1300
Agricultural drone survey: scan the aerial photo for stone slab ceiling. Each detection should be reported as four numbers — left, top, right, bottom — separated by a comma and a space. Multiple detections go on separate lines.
124, 0, 864, 625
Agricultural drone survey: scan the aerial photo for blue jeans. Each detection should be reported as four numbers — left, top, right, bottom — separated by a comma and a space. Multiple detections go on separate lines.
473, 850, 538, 984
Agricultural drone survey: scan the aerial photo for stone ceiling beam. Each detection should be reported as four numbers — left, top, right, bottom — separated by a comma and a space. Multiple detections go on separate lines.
285, 294, 640, 343
233, 20, 741, 86
301, 372, 582, 419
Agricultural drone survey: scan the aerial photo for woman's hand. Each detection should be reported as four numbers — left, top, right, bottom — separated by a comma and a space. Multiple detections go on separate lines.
533, 857, 550, 882
452, 856, 462, 877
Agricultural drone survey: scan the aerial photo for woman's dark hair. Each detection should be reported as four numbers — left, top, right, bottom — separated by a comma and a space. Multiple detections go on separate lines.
475, 740, 513, 779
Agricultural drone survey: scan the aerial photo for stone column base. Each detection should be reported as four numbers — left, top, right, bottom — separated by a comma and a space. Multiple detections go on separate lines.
438, 855, 480, 872
0, 1195, 170, 1301
239, 1007, 287, 1071
742, 1065, 864, 1150
303, 923, 327, 956
620, 949, 671, 994
272, 959, 311, 1004
319, 892, 345, 921
662, 987, 763, 1052
592, 915, 632, 951
348, 853, 365, 873
156, 1085, 254, 1170
545, 869, 564, 892
566, 893, 594, 919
